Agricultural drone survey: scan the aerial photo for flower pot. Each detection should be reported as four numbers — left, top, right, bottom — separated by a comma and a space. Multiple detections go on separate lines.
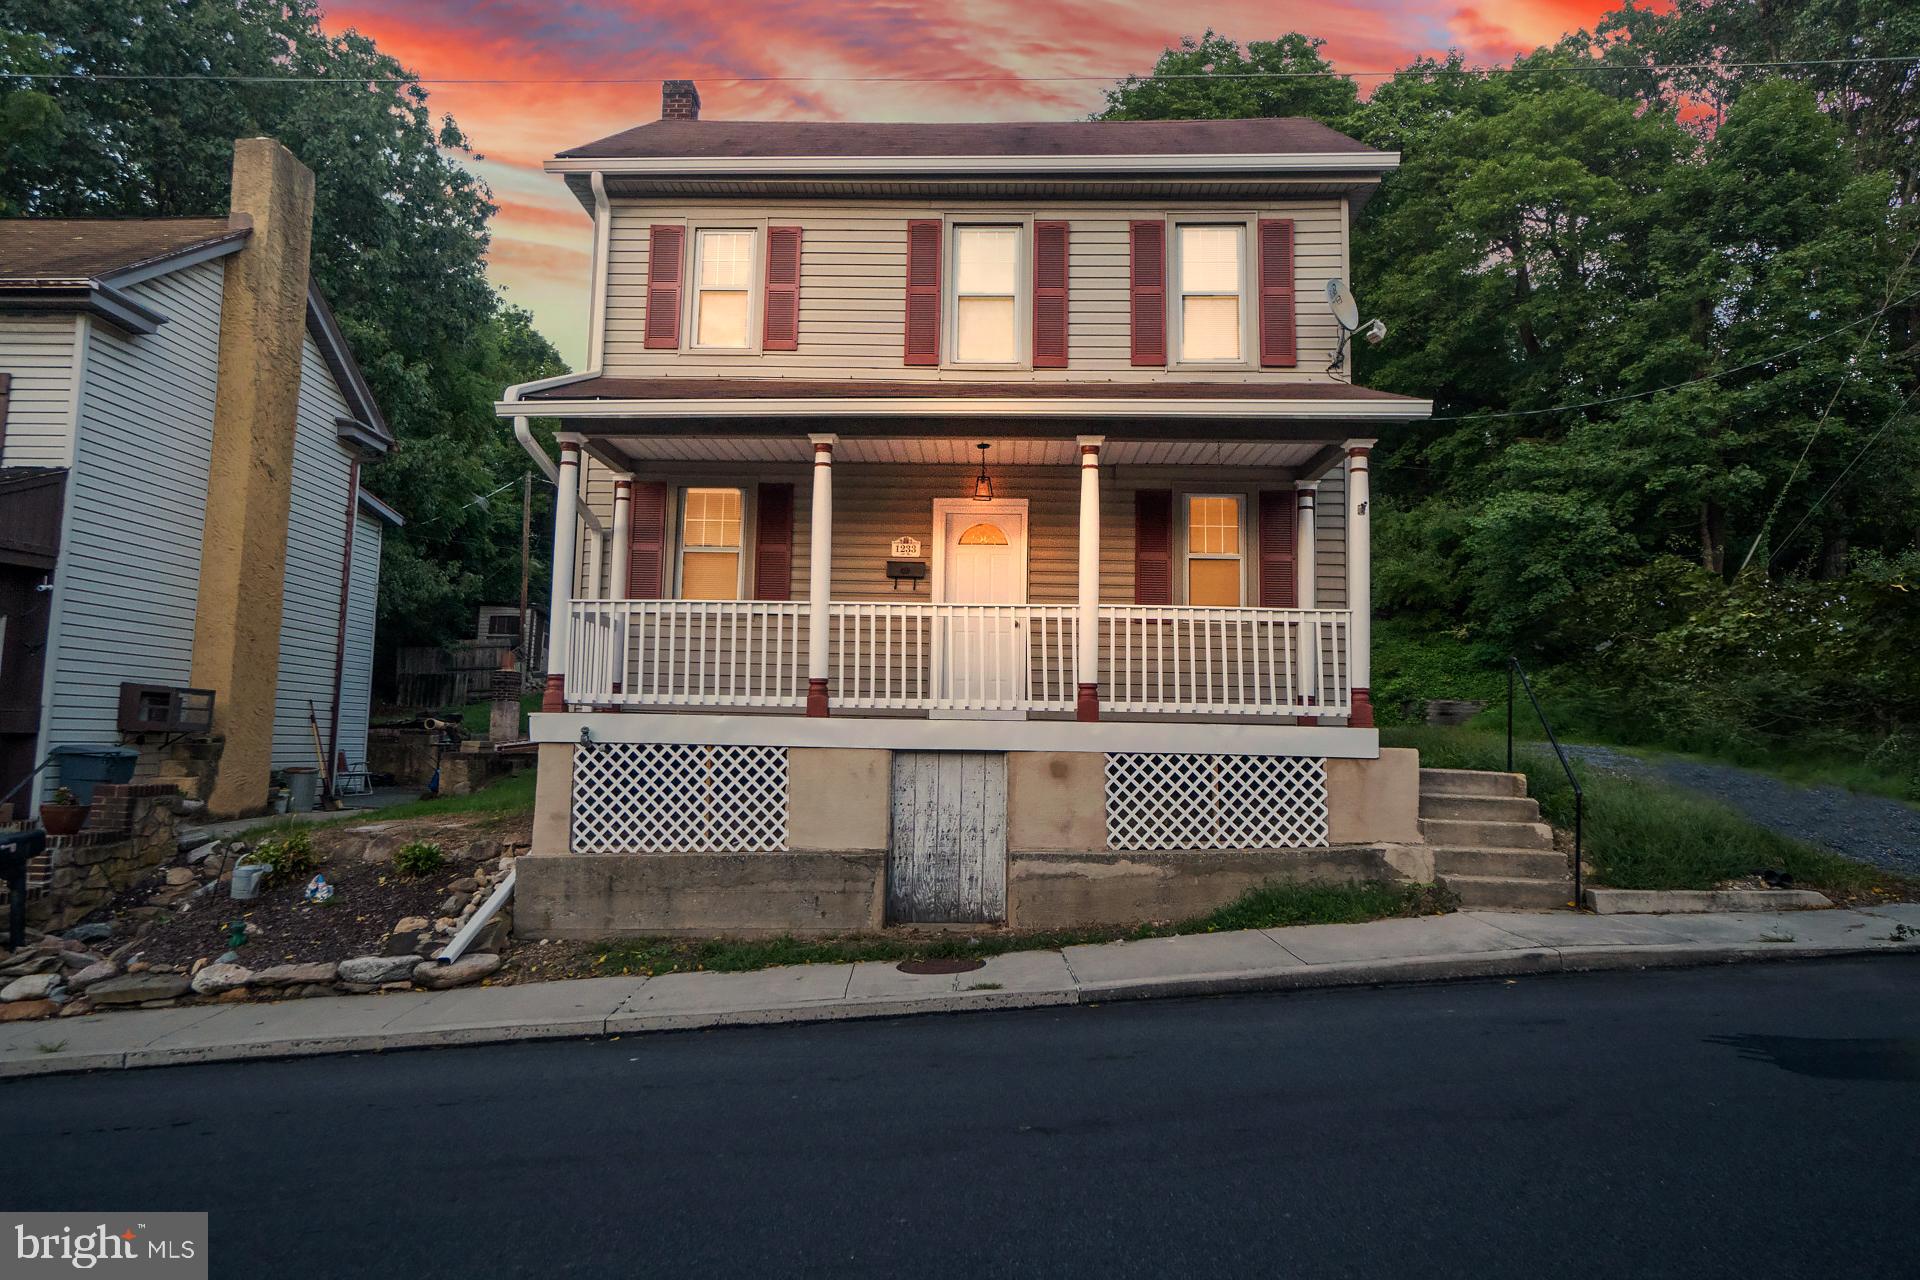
40, 803, 87, 836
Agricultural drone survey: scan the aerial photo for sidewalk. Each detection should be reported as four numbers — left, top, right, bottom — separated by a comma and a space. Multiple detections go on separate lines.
5, 904, 1916, 1078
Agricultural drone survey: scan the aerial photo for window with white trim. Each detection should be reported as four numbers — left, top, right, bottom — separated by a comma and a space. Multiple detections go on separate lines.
1185, 494, 1243, 606
692, 229, 754, 349
951, 225, 1021, 364
1175, 224, 1245, 363
677, 487, 744, 600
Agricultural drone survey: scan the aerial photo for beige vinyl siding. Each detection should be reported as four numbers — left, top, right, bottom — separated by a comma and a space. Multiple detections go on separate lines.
1315, 470, 1347, 609
0, 315, 82, 467
602, 198, 1348, 382
44, 262, 225, 789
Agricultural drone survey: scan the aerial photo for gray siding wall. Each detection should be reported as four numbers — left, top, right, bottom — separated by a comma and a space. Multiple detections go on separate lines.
600, 197, 1349, 382
44, 261, 226, 786
0, 315, 82, 467
336, 511, 381, 769
271, 332, 357, 770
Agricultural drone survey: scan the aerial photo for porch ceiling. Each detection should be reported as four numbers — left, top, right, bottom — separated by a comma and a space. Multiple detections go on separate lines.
596, 436, 1333, 469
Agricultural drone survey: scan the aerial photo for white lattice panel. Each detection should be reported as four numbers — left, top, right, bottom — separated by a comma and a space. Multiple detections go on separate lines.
1105, 754, 1329, 851
572, 743, 788, 853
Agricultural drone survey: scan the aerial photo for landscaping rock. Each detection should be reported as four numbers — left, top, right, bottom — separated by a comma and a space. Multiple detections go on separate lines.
0, 954, 61, 980
190, 963, 252, 996
164, 866, 195, 887
449, 876, 478, 894
0, 999, 56, 1022
58, 998, 93, 1018
1, 973, 62, 1002
69, 961, 119, 992
437, 894, 465, 915
412, 953, 501, 990
393, 916, 429, 934
337, 954, 422, 985
58, 950, 105, 971
468, 917, 510, 954
87, 973, 191, 1005
434, 916, 457, 935
251, 962, 338, 988
63, 922, 114, 944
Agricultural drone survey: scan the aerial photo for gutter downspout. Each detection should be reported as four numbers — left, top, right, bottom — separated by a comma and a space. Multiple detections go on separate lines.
438, 866, 515, 964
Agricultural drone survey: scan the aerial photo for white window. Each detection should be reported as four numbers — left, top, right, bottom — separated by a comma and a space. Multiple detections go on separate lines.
677, 487, 744, 600
952, 225, 1021, 364
1176, 224, 1245, 363
692, 229, 754, 349
1185, 494, 1243, 606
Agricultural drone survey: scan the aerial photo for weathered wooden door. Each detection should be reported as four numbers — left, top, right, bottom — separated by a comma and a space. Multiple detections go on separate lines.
887, 751, 1007, 924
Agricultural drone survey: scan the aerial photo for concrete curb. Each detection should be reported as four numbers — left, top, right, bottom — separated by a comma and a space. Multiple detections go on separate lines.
4, 933, 1914, 1079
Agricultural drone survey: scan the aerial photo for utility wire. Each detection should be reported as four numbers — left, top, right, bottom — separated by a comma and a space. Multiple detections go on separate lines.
1765, 385, 1920, 570
6, 55, 1920, 86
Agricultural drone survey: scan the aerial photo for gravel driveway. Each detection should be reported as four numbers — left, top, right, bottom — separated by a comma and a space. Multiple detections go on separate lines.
1561, 744, 1920, 877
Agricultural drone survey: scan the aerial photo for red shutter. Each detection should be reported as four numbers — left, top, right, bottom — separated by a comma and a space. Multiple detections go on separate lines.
1134, 489, 1173, 605
904, 219, 942, 365
1129, 220, 1167, 367
763, 226, 802, 351
643, 225, 684, 349
753, 483, 795, 600
1033, 220, 1070, 368
1257, 218, 1297, 368
0, 372, 10, 456
627, 482, 669, 598
1257, 491, 1298, 607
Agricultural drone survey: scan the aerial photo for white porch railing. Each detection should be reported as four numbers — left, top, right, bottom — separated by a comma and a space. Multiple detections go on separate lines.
1099, 606, 1350, 717
831, 602, 1079, 713
567, 600, 809, 707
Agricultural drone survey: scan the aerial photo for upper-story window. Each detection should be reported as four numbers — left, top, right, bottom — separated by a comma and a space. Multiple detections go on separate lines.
950, 225, 1022, 364
1174, 224, 1246, 363
692, 229, 754, 349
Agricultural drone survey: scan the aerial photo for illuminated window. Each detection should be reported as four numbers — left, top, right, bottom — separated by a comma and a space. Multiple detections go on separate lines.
678, 487, 743, 600
957, 523, 1009, 546
952, 226, 1020, 363
1185, 495, 1242, 606
1176, 225, 1244, 362
692, 229, 753, 349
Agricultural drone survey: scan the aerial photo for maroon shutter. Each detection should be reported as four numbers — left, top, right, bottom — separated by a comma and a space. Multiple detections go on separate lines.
0, 372, 10, 457
644, 225, 684, 349
627, 482, 669, 597
1134, 489, 1174, 605
904, 219, 942, 365
763, 226, 802, 351
1032, 220, 1070, 368
753, 483, 795, 600
1129, 220, 1167, 367
1257, 491, 1298, 607
1257, 218, 1297, 368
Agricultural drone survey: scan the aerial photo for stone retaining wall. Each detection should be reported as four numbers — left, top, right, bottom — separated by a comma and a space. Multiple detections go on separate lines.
28, 785, 181, 932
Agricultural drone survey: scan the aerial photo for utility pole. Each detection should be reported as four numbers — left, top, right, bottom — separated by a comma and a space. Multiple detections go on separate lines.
518, 471, 531, 683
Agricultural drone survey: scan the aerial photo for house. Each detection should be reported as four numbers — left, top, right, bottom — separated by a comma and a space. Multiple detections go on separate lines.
500, 82, 1533, 937
0, 138, 400, 820
475, 604, 549, 677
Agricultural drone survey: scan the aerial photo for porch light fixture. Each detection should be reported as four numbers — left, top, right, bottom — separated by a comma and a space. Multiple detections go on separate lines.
972, 442, 994, 501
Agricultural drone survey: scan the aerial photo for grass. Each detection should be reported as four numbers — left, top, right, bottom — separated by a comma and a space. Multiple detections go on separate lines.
237, 771, 536, 841
1385, 725, 1910, 897
459, 693, 542, 739
593, 879, 1453, 977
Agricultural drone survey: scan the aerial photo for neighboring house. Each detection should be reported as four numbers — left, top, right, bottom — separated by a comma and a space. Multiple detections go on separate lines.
475, 604, 549, 675
0, 138, 400, 819
500, 82, 1442, 936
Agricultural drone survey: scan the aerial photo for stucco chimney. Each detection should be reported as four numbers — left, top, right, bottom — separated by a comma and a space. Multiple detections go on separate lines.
662, 80, 701, 120
191, 137, 315, 817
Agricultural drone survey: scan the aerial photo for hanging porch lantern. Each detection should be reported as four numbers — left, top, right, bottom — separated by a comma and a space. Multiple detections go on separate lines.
972, 442, 994, 501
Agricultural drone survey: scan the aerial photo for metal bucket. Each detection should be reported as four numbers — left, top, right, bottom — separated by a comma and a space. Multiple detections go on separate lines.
230, 857, 270, 901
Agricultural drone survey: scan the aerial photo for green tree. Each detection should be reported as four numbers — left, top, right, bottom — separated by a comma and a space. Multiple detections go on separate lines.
1099, 31, 1360, 128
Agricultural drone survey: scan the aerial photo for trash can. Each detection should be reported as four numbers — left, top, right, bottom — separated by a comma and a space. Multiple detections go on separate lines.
283, 766, 320, 813
48, 745, 139, 805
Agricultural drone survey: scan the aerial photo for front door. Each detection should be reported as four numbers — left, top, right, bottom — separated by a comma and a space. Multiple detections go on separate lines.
932, 499, 1027, 712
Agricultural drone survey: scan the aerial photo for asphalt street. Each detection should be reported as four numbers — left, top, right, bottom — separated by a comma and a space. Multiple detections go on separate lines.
7, 957, 1917, 1278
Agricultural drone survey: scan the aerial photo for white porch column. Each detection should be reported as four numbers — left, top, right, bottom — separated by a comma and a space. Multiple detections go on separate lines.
806, 433, 836, 717
1344, 439, 1376, 727
542, 436, 583, 712
1295, 482, 1320, 722
609, 477, 633, 598
1075, 435, 1104, 721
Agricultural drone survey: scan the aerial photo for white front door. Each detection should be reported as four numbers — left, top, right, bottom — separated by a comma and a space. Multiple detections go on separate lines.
933, 500, 1028, 713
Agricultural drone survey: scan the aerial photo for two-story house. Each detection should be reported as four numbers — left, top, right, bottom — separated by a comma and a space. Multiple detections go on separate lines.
500, 83, 1559, 938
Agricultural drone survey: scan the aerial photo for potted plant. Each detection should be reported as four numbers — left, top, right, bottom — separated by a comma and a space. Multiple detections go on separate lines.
41, 786, 87, 836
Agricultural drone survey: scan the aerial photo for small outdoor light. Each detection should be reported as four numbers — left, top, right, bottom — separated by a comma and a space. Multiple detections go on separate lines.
972, 442, 994, 501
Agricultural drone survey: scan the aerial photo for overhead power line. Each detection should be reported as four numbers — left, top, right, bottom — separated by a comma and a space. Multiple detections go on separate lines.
1766, 385, 1920, 570
6, 54, 1920, 86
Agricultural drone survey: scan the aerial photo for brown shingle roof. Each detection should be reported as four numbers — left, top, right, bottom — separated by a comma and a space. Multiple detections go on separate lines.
0, 218, 246, 283
526, 377, 1419, 403
559, 117, 1378, 162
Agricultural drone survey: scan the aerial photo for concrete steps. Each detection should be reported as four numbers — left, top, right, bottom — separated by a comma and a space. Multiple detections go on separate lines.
1418, 767, 1571, 911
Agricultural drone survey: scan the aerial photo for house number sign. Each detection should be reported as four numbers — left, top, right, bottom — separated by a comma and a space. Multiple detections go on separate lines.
891, 537, 923, 558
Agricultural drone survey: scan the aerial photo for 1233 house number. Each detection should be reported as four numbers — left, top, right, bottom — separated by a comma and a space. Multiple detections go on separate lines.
891, 537, 922, 557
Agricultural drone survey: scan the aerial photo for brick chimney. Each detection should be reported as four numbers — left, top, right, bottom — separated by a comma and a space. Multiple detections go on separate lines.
662, 80, 701, 120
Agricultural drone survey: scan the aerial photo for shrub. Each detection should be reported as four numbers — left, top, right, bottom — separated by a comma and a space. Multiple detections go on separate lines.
252, 829, 318, 882
394, 840, 446, 877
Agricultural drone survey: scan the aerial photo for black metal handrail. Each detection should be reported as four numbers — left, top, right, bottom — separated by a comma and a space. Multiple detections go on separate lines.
1507, 657, 1584, 910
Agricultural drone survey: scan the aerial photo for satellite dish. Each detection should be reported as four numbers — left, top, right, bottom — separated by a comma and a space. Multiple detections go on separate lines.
1326, 279, 1360, 331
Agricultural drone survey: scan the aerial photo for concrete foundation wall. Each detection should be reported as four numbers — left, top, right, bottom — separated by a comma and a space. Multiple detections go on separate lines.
516, 850, 886, 939
1009, 845, 1404, 930
1326, 748, 1421, 845
1007, 751, 1105, 852
789, 747, 889, 851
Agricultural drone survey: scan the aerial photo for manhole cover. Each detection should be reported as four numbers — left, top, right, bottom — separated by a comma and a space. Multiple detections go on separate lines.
896, 958, 986, 975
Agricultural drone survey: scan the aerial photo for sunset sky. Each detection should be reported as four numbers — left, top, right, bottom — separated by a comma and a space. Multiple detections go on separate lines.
319, 1, 1610, 365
